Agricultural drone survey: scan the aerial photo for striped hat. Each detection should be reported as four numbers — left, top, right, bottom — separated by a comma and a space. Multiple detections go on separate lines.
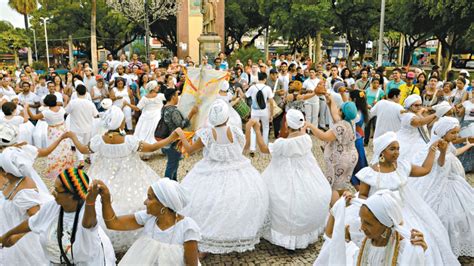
58, 168, 90, 200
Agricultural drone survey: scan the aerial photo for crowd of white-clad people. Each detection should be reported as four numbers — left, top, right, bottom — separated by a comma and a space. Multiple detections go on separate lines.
0, 51, 473, 265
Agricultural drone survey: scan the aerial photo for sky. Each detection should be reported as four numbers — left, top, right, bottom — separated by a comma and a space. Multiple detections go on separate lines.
0, 0, 28, 29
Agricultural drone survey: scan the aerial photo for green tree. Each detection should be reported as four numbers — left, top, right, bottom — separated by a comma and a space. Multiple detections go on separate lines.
0, 21, 14, 33
9, 0, 37, 64
0, 28, 30, 66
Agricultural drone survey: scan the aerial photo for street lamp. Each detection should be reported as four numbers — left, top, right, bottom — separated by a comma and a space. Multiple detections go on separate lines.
31, 28, 38, 61
377, 0, 386, 67
40, 17, 50, 68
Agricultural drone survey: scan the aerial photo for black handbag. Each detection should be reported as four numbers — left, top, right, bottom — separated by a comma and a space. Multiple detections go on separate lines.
155, 106, 171, 139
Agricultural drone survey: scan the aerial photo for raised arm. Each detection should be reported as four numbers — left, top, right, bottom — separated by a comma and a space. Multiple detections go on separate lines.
456, 140, 474, 156
305, 121, 336, 142
252, 121, 270, 154
410, 113, 437, 128
37, 132, 69, 157
410, 141, 439, 177
174, 128, 204, 155
140, 131, 180, 153
67, 132, 93, 154
326, 94, 342, 122
83, 180, 100, 229
24, 104, 43, 121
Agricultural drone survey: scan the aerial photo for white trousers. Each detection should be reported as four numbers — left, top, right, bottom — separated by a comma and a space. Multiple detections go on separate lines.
123, 106, 133, 130
250, 111, 270, 151
304, 101, 320, 126
73, 132, 91, 162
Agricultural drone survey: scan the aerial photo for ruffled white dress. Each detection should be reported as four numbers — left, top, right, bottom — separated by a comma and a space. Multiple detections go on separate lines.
396, 113, 429, 162
262, 134, 331, 250
0, 116, 35, 144
410, 145, 474, 257
33, 119, 49, 148
0, 189, 49, 266
133, 94, 165, 144
28, 200, 116, 265
88, 135, 161, 251
355, 161, 459, 266
119, 211, 201, 265
180, 126, 269, 253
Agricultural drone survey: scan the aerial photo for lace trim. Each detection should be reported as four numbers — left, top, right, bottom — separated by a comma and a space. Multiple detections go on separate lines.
197, 235, 261, 254
263, 225, 324, 250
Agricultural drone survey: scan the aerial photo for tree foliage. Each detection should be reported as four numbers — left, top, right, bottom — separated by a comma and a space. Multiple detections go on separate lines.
8, 0, 37, 29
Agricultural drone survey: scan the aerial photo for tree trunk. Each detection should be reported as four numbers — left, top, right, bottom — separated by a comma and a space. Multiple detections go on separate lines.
315, 32, 322, 64
22, 14, 33, 65
68, 35, 74, 69
91, 0, 98, 74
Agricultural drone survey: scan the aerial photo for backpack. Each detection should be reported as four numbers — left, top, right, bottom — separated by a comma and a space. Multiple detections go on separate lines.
155, 106, 171, 139
255, 85, 267, 109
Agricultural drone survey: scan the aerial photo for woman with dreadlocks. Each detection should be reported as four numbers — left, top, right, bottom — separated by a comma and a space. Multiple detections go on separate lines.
0, 168, 116, 265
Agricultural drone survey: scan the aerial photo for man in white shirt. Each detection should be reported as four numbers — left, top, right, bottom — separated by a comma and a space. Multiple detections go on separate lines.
0, 77, 17, 97
326, 65, 343, 90
44, 82, 64, 105
277, 62, 290, 91
83, 67, 97, 93
65, 84, 99, 165
35, 76, 49, 99
370, 88, 403, 138
106, 54, 118, 73
110, 65, 131, 88
274, 54, 287, 68
18, 81, 40, 115
149, 53, 159, 71
302, 68, 320, 126
114, 54, 129, 72
245, 72, 274, 154
248, 64, 260, 85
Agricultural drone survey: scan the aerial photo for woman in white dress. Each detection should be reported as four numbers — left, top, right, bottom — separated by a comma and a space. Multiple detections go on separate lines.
397, 94, 440, 162
110, 77, 134, 131
410, 117, 474, 257
25, 95, 75, 180
215, 81, 242, 129
128, 81, 166, 159
68, 105, 179, 251
0, 168, 116, 265
354, 132, 459, 265
90, 178, 200, 265
175, 100, 269, 254
248, 109, 331, 250
315, 190, 428, 266
1, 102, 34, 144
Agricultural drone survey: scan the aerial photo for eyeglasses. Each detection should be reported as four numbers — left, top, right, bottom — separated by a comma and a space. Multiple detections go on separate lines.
412, 104, 422, 107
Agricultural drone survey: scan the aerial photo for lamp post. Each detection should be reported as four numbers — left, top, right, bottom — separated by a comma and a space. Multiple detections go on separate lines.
377, 0, 386, 67
32, 28, 38, 61
40, 17, 50, 68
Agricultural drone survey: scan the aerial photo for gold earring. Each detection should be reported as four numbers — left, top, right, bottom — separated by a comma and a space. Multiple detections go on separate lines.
160, 207, 166, 215
381, 228, 389, 239
379, 155, 386, 163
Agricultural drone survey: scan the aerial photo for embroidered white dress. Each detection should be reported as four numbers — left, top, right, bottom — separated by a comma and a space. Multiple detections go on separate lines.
28, 200, 116, 265
119, 211, 201, 265
133, 93, 165, 144
410, 145, 474, 257
180, 126, 269, 253
88, 135, 161, 251
262, 134, 331, 250
0, 189, 49, 266
355, 161, 459, 266
396, 113, 429, 162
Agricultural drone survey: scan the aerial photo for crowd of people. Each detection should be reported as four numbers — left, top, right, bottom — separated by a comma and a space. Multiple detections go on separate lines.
0, 50, 473, 265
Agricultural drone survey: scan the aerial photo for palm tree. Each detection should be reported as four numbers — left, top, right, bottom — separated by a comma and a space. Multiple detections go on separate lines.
8, 0, 37, 65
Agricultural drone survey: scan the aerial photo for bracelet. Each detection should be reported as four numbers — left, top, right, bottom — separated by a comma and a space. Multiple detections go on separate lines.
430, 146, 438, 152
103, 214, 116, 222
85, 201, 95, 206
137, 141, 144, 152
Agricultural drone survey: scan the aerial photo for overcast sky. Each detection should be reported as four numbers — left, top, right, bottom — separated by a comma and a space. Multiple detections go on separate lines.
0, 0, 28, 28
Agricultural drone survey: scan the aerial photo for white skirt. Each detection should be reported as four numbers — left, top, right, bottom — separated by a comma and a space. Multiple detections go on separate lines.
119, 236, 186, 266
134, 109, 160, 144
180, 159, 269, 254
33, 120, 48, 148
18, 121, 35, 145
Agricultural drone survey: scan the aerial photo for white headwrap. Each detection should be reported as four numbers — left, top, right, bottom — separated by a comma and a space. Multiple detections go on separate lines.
101, 98, 113, 110
102, 105, 125, 130
432, 101, 452, 118
145, 80, 159, 93
220, 81, 230, 92
74, 80, 85, 89
0, 124, 18, 146
426, 117, 460, 149
208, 99, 229, 126
286, 109, 305, 129
371, 131, 398, 164
403, 94, 422, 109
151, 178, 188, 212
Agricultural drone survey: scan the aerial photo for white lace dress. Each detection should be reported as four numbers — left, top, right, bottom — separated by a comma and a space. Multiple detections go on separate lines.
396, 113, 429, 162
88, 135, 161, 251
180, 126, 269, 253
119, 211, 201, 265
410, 145, 474, 257
262, 134, 331, 250
133, 93, 165, 144
355, 161, 459, 266
0, 189, 49, 266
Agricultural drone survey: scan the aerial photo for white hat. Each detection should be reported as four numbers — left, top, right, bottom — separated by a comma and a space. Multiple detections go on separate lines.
286, 109, 305, 129
459, 69, 470, 77
208, 99, 229, 127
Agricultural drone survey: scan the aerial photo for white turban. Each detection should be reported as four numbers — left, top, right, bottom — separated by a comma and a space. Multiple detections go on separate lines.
101, 98, 113, 110
102, 106, 125, 130
364, 190, 403, 228
427, 117, 460, 149
432, 101, 452, 118
0, 148, 25, 177
404, 94, 422, 109
286, 109, 305, 129
74, 80, 85, 89
208, 99, 229, 127
0, 124, 18, 146
371, 131, 398, 164
220, 81, 230, 92
145, 80, 159, 93
151, 178, 188, 213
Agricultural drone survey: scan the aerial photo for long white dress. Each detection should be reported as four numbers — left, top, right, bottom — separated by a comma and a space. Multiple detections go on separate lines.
119, 210, 201, 265
88, 135, 161, 251
262, 134, 331, 250
397, 113, 429, 162
410, 145, 474, 257
133, 93, 165, 144
0, 116, 35, 144
0, 189, 49, 266
28, 200, 116, 265
355, 161, 460, 266
180, 126, 269, 253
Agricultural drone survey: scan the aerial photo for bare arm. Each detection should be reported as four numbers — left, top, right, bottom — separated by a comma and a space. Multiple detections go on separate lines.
410, 144, 438, 177
67, 132, 92, 154
37, 133, 68, 157
140, 131, 179, 153
456, 141, 474, 156
306, 122, 337, 142
410, 113, 437, 128
327, 94, 342, 122
183, 241, 199, 266
252, 122, 270, 154
25, 105, 43, 120
0, 219, 31, 247
358, 182, 370, 199
174, 128, 204, 155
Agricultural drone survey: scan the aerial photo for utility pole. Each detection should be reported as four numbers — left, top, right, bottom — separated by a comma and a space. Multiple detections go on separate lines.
144, 0, 150, 63
377, 0, 386, 67
32, 28, 38, 61
40, 17, 50, 68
